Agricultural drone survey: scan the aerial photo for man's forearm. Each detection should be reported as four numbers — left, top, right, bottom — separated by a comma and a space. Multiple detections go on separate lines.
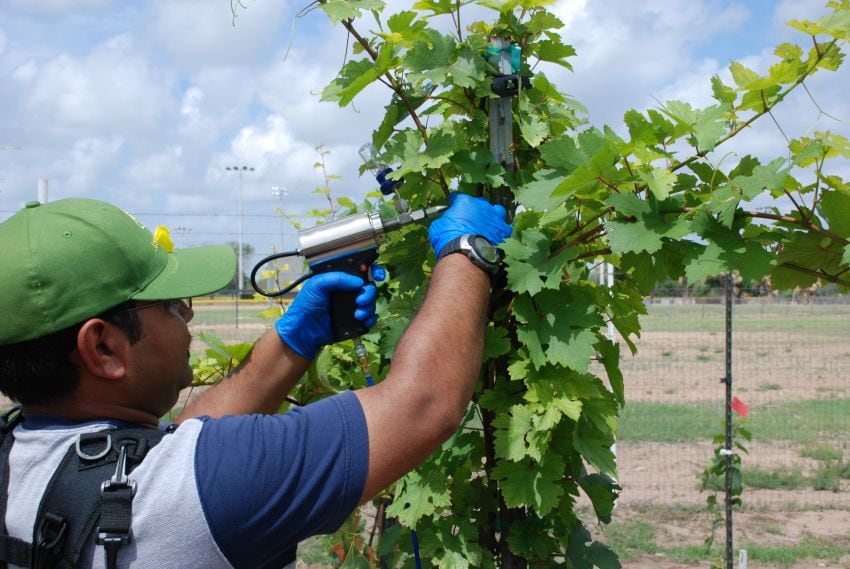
176, 331, 310, 422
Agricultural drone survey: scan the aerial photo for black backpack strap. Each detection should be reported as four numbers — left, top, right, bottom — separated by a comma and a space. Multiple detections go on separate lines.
0, 407, 31, 569
26, 426, 169, 569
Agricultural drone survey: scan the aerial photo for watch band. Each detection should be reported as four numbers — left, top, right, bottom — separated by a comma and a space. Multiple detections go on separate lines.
438, 234, 500, 274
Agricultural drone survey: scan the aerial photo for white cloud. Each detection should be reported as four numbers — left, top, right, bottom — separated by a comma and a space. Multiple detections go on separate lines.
22, 35, 176, 137
149, 0, 287, 66
51, 136, 125, 196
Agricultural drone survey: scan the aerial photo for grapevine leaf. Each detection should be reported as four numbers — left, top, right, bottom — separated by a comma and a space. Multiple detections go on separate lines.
519, 112, 550, 148
731, 157, 788, 200
639, 167, 677, 200
406, 29, 456, 86
492, 453, 565, 516
773, 231, 846, 284
567, 523, 622, 569
710, 75, 736, 105
422, 129, 457, 170
484, 325, 511, 359
578, 472, 620, 524
685, 240, 774, 282
386, 469, 451, 527
505, 517, 560, 560
533, 36, 576, 69
523, 380, 583, 422
843, 243, 850, 266
321, 59, 379, 106
453, 149, 506, 187
493, 405, 535, 461
320, 0, 384, 24
506, 259, 547, 296
508, 356, 530, 381
546, 328, 597, 371
729, 61, 760, 88
595, 338, 624, 406
573, 416, 616, 477
539, 134, 582, 171
606, 221, 662, 254
412, 0, 455, 15
818, 190, 850, 238
514, 171, 564, 211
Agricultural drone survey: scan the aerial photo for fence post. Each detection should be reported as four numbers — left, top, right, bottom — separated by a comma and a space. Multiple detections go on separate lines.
724, 273, 734, 569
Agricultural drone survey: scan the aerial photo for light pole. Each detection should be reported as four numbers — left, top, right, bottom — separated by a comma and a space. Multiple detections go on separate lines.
226, 165, 254, 327
271, 185, 287, 252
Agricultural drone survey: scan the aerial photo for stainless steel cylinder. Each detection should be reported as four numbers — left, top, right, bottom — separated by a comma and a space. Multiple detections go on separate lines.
298, 210, 386, 264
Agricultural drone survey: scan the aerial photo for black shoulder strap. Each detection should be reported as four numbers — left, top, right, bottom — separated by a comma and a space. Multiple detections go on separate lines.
0, 407, 29, 569
0, 415, 171, 569
33, 427, 168, 569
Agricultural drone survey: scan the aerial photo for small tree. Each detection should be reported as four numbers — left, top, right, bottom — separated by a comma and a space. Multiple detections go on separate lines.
310, 1, 850, 566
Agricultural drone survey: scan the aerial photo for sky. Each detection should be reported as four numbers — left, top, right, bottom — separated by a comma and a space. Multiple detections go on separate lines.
1, 0, 848, 276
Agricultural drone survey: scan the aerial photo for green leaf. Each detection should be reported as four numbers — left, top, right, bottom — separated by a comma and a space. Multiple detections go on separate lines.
513, 288, 604, 370
534, 36, 576, 69
321, 59, 379, 106
731, 157, 787, 200
567, 523, 622, 569
818, 190, 850, 238
505, 517, 560, 560
386, 469, 451, 526
514, 171, 565, 211
710, 75, 736, 105
639, 167, 677, 200
412, 0, 455, 15
596, 338, 624, 406
492, 453, 565, 516
484, 325, 511, 359
493, 404, 535, 461
729, 61, 759, 89
579, 473, 620, 524
573, 416, 616, 477
320, 0, 384, 24
519, 112, 550, 148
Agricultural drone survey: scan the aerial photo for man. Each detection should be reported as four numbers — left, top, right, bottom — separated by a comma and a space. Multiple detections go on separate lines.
0, 193, 511, 568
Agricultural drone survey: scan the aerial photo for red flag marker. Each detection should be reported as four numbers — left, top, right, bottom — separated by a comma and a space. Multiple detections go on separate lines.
731, 396, 750, 417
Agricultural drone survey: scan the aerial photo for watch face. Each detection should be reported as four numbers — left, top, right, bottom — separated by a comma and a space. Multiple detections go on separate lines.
471, 235, 501, 264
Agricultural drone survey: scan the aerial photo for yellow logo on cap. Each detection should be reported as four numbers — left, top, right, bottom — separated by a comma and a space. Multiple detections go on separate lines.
153, 226, 174, 253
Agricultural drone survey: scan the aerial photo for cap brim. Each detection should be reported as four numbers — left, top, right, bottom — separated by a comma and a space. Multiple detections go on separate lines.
132, 245, 236, 300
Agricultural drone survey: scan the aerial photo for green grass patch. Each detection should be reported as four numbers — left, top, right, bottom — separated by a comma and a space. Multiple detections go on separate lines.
619, 398, 850, 443
800, 444, 843, 461
641, 303, 850, 334
619, 403, 722, 442
664, 537, 850, 566
604, 520, 659, 560
757, 382, 782, 392
744, 536, 850, 565
745, 466, 806, 490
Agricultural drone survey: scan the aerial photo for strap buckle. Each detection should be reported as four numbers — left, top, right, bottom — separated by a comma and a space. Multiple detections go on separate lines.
96, 445, 135, 569
100, 445, 136, 497
33, 512, 67, 568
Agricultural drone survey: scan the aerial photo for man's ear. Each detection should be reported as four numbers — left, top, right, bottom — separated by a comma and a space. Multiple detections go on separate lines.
75, 319, 129, 380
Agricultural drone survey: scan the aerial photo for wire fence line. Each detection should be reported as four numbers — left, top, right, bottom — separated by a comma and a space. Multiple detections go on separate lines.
615, 288, 850, 510
190, 289, 850, 510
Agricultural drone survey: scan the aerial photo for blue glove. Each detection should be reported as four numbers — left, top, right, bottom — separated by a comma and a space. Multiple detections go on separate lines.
428, 192, 513, 257
276, 268, 384, 360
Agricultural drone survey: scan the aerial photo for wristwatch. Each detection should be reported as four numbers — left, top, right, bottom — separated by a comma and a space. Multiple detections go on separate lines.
438, 234, 502, 274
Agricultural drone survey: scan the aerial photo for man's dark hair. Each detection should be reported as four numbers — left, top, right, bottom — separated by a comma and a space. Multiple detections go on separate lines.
0, 302, 143, 406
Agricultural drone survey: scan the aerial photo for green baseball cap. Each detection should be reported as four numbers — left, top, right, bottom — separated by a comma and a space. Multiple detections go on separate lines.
0, 198, 236, 345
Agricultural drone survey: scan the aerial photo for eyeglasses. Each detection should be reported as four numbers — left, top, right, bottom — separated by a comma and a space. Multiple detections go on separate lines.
123, 298, 193, 316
